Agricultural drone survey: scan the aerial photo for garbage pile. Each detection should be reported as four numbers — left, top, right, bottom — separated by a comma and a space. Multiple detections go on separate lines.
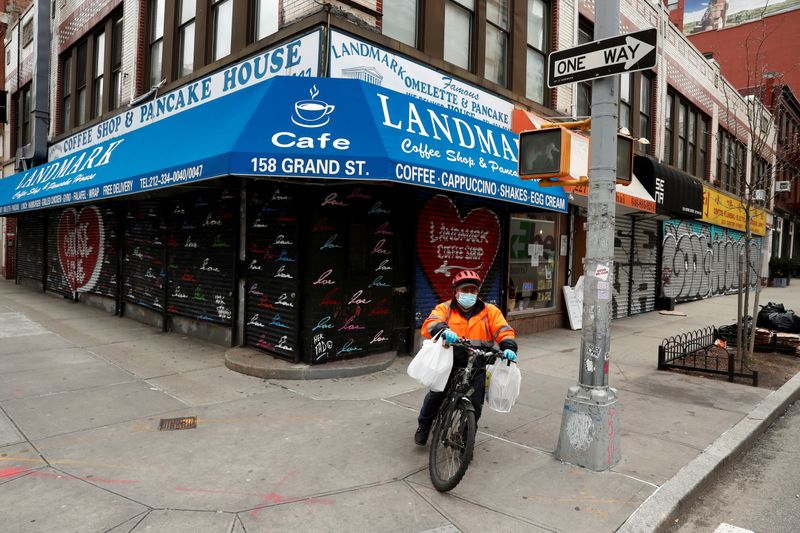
756, 302, 800, 333
716, 306, 800, 355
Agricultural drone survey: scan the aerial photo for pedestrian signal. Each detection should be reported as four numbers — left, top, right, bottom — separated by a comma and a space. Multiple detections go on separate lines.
616, 133, 633, 184
518, 127, 571, 180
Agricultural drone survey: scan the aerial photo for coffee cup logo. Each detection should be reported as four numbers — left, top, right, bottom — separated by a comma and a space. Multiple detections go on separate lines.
292, 85, 335, 128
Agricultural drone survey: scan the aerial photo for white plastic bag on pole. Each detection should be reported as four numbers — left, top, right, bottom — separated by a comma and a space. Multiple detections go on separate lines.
407, 335, 453, 392
486, 360, 521, 413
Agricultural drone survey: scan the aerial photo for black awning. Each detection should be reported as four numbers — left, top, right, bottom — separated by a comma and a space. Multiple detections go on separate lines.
634, 155, 703, 218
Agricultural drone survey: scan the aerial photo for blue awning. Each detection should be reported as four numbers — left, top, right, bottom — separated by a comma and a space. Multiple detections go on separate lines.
0, 77, 567, 215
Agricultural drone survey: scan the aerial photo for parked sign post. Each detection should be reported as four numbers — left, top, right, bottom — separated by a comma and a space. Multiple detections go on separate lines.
547, 28, 657, 87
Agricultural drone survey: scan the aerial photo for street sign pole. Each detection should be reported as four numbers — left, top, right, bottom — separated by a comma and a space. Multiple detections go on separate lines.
554, 0, 621, 470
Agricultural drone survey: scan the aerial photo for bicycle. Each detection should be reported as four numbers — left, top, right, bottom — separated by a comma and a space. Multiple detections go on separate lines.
428, 338, 510, 492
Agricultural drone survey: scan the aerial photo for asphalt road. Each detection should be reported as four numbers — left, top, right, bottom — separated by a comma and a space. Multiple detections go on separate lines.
671, 401, 800, 533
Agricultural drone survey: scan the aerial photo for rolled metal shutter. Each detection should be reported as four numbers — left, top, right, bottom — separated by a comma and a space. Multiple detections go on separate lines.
245, 182, 300, 361
16, 212, 45, 282
123, 201, 165, 311
612, 216, 633, 319
166, 188, 237, 325
662, 219, 761, 302
302, 185, 396, 364
46, 208, 71, 297
87, 206, 119, 298
415, 192, 504, 328
630, 217, 658, 315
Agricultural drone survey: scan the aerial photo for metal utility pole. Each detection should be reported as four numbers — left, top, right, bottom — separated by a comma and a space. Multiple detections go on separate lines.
555, 0, 621, 470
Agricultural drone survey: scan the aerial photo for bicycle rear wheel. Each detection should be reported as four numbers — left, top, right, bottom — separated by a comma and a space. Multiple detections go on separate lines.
429, 402, 476, 492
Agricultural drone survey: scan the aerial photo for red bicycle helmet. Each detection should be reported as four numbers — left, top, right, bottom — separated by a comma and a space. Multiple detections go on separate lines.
452, 270, 482, 288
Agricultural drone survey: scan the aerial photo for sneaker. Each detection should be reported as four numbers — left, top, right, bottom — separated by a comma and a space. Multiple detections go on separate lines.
414, 424, 431, 446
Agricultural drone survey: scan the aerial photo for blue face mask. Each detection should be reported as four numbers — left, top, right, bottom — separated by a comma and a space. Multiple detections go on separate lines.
457, 292, 477, 308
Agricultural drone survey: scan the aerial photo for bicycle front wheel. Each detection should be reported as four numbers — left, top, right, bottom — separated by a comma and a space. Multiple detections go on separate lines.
429, 402, 476, 492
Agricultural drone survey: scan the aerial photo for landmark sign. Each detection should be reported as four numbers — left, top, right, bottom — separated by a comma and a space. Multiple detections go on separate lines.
547, 28, 657, 87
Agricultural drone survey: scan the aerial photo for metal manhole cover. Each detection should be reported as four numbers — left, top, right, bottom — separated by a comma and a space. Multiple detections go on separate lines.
158, 416, 197, 431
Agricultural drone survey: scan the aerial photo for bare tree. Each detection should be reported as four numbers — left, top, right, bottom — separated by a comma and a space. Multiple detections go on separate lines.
715, 12, 800, 361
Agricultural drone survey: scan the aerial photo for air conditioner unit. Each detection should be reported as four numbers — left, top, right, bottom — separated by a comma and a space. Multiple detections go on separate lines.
776, 181, 791, 192
754, 190, 766, 201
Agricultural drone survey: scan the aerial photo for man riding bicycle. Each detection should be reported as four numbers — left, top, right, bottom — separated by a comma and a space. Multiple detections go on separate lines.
415, 269, 518, 445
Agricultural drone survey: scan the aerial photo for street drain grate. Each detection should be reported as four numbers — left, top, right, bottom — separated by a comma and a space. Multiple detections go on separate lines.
158, 416, 197, 431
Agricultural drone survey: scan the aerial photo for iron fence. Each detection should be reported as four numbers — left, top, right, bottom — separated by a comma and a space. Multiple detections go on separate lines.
658, 326, 758, 386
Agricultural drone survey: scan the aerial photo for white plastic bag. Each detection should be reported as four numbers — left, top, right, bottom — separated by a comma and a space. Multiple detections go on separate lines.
407, 335, 453, 392
486, 360, 521, 413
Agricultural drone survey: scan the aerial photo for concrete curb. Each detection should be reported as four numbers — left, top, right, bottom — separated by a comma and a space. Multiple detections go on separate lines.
617, 371, 800, 533
225, 346, 397, 380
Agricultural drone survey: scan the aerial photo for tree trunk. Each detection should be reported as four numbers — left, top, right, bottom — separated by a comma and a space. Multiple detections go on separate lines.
737, 254, 744, 355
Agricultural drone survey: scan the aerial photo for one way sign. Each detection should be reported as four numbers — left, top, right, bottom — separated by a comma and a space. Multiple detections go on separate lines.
547, 28, 657, 87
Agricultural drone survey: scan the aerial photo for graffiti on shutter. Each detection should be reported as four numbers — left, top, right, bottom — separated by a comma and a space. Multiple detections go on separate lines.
47, 209, 71, 296
630, 218, 658, 315
304, 186, 395, 364
661, 219, 761, 302
88, 207, 119, 298
48, 206, 110, 298
16, 212, 44, 282
415, 193, 503, 327
123, 202, 165, 311
166, 189, 236, 324
245, 183, 300, 360
612, 217, 632, 320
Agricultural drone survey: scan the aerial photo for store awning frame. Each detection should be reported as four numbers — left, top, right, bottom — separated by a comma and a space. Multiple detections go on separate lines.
0, 77, 568, 216
634, 154, 703, 219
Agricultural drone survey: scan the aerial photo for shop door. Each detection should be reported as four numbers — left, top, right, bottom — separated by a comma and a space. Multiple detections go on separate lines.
123, 201, 166, 311
166, 189, 237, 325
612, 217, 633, 319
415, 193, 504, 327
244, 183, 301, 360
629, 218, 658, 315
16, 212, 45, 283
303, 185, 396, 364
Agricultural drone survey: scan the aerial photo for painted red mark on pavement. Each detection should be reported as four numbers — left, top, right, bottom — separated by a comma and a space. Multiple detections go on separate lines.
0, 466, 30, 478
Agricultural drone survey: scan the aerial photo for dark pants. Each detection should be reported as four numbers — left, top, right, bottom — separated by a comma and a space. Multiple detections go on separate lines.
417, 367, 486, 429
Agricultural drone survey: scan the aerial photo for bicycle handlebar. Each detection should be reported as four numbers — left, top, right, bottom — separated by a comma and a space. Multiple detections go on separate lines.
447, 337, 513, 361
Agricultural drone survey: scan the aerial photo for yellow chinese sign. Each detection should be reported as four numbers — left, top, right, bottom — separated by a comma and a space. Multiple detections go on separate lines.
702, 186, 766, 236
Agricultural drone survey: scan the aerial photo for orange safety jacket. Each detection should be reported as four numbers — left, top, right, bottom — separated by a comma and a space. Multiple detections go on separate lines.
421, 299, 516, 348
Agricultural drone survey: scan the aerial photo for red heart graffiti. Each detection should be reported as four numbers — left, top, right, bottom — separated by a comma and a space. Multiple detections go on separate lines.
57, 207, 105, 293
417, 195, 501, 302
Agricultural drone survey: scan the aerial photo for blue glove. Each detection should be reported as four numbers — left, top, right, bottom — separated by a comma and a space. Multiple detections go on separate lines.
443, 329, 458, 344
503, 349, 517, 362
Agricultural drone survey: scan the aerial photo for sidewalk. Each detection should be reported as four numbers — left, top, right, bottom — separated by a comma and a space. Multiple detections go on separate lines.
0, 278, 799, 532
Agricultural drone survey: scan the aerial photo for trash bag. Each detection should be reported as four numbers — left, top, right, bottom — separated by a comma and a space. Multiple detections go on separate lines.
756, 302, 800, 333
407, 334, 453, 392
485, 360, 522, 413
716, 316, 753, 343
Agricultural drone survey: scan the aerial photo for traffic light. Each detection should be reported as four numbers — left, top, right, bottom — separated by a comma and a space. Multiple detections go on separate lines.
616, 133, 633, 184
518, 127, 571, 180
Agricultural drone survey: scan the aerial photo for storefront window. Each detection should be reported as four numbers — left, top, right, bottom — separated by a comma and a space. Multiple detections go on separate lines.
508, 213, 558, 313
